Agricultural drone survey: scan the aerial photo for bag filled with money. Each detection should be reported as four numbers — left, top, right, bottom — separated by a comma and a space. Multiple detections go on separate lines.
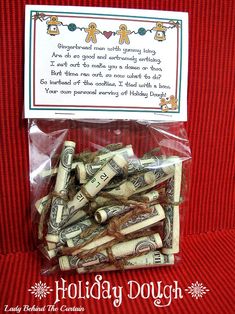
34, 138, 187, 274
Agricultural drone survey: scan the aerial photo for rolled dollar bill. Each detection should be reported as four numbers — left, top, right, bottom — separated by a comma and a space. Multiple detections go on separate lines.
83, 154, 127, 198
53, 141, 76, 195
66, 191, 88, 218
62, 210, 90, 228
166, 159, 182, 203
47, 248, 60, 259
76, 162, 101, 184
129, 172, 157, 193
162, 205, 179, 255
94, 145, 134, 163
77, 156, 160, 184
72, 204, 165, 255
66, 155, 127, 218
153, 156, 178, 176
67, 225, 105, 248
59, 218, 94, 244
35, 194, 50, 214
76, 251, 174, 273
162, 161, 182, 254
47, 217, 96, 259
136, 190, 161, 202
48, 221, 102, 259
133, 157, 176, 195
46, 243, 64, 259
91, 171, 156, 209
94, 205, 132, 223
46, 141, 76, 243
59, 233, 162, 270
128, 156, 161, 174
101, 176, 126, 190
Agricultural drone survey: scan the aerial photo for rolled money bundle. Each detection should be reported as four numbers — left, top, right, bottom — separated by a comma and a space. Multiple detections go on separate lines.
76, 251, 174, 274
59, 233, 162, 270
77, 156, 160, 184
39, 141, 185, 274
71, 204, 165, 255
46, 141, 76, 243
162, 161, 182, 254
94, 205, 132, 223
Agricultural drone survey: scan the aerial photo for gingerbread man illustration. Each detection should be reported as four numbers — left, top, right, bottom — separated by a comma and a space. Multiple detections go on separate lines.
159, 98, 169, 112
117, 24, 131, 45
169, 95, 178, 110
153, 22, 167, 41
85, 22, 99, 43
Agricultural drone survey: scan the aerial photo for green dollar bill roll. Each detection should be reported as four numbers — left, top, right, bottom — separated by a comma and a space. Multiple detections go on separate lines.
59, 233, 162, 270
94, 205, 131, 223
76, 251, 174, 273
46, 141, 76, 244
162, 161, 182, 254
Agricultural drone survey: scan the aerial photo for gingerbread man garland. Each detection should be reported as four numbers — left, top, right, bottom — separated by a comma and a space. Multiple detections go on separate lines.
44, 17, 175, 44
117, 24, 131, 45
85, 22, 99, 44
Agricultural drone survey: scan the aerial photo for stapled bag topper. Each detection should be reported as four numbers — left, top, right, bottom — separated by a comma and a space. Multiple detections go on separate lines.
24, 5, 188, 120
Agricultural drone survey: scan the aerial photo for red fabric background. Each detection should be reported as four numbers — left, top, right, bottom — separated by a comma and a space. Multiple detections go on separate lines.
0, 0, 234, 313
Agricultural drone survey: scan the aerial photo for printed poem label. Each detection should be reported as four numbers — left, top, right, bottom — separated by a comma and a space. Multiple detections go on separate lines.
25, 5, 188, 120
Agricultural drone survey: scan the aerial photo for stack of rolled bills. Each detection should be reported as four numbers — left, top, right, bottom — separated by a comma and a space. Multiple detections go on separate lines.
36, 141, 183, 273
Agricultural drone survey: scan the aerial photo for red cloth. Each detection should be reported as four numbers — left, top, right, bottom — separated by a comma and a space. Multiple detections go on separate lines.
0, 0, 234, 313
1, 230, 234, 313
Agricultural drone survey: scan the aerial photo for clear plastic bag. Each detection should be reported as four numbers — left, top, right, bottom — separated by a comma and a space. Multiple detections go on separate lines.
28, 119, 191, 274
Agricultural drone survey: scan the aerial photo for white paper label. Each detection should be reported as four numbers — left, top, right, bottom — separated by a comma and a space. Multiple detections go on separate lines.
24, 5, 188, 120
